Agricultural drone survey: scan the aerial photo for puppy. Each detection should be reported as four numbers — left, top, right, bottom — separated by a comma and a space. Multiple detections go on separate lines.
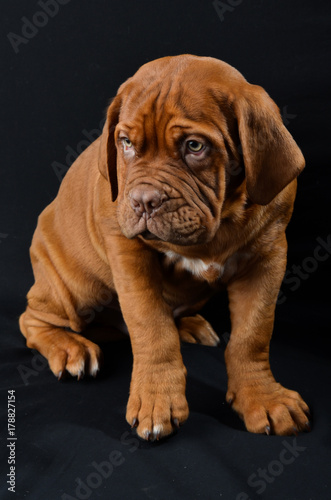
20, 55, 310, 440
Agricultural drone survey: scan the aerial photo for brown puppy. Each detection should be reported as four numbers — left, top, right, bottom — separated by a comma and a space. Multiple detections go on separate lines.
20, 55, 310, 440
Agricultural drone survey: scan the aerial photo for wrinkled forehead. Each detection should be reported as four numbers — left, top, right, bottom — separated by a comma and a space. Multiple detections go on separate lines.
118, 79, 210, 127
117, 56, 246, 129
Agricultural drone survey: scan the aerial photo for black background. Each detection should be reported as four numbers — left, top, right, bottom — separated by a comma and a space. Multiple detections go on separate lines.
1, 1, 330, 499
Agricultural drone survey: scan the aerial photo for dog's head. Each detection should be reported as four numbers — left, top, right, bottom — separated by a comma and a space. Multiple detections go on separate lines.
99, 55, 305, 245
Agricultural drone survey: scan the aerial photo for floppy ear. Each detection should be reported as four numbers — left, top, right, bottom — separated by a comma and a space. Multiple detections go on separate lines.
98, 96, 122, 202
233, 85, 305, 205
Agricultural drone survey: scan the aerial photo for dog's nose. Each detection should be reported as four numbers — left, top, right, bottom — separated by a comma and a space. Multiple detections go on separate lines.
130, 185, 164, 217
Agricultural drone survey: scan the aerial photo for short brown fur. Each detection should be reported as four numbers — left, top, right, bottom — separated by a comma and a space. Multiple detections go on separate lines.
20, 55, 309, 440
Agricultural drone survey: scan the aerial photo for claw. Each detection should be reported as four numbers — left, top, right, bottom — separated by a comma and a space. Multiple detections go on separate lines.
292, 426, 299, 437
57, 371, 63, 381
305, 421, 311, 432
77, 370, 84, 381
131, 418, 138, 429
265, 425, 271, 436
173, 418, 180, 429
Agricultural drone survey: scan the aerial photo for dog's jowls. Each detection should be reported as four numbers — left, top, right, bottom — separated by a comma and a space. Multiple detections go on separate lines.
20, 55, 310, 440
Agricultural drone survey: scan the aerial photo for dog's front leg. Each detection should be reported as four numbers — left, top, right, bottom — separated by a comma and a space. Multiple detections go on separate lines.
225, 236, 310, 435
106, 236, 189, 441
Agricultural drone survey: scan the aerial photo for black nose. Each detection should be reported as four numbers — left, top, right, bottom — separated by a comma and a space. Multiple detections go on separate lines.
130, 185, 165, 217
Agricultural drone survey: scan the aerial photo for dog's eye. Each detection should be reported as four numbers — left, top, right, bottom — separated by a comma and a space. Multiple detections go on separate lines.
186, 140, 204, 153
122, 137, 133, 150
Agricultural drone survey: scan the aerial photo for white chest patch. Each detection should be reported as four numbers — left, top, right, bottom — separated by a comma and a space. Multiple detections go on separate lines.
164, 250, 224, 282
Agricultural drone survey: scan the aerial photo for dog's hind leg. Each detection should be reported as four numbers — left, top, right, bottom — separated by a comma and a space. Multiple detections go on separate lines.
177, 314, 220, 346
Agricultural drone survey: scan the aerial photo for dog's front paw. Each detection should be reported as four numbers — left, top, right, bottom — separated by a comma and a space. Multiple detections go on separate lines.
126, 361, 189, 441
227, 381, 311, 435
27, 329, 103, 380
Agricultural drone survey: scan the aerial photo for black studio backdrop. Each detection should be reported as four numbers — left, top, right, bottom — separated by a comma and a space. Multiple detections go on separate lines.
1, 1, 330, 499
